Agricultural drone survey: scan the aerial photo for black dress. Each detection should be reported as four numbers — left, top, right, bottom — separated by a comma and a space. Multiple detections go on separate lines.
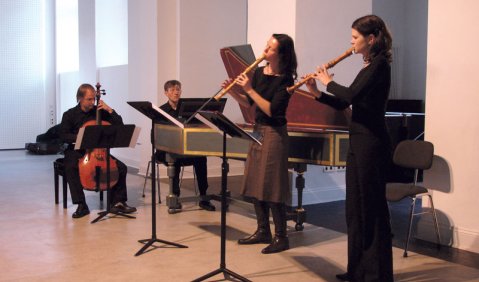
316, 54, 393, 281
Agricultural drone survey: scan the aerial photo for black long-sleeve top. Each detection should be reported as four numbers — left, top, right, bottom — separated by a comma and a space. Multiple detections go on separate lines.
248, 66, 294, 127
317, 54, 390, 137
59, 104, 124, 144
160, 102, 179, 117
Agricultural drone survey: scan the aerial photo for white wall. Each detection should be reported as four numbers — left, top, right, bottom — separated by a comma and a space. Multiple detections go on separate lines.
295, 0, 371, 86
120, 0, 159, 171
177, 0, 247, 123
247, 0, 296, 60
157, 0, 178, 92
78, 0, 97, 84
424, 0, 479, 253
373, 0, 428, 101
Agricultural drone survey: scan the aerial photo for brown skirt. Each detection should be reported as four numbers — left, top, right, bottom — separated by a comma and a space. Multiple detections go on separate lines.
240, 124, 290, 203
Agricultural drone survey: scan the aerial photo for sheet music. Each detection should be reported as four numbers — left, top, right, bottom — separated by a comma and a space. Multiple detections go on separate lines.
195, 114, 230, 138
129, 126, 141, 148
197, 111, 262, 146
74, 127, 86, 150
151, 103, 184, 128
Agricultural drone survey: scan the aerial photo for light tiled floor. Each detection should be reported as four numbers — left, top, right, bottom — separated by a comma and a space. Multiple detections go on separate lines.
1, 150, 479, 281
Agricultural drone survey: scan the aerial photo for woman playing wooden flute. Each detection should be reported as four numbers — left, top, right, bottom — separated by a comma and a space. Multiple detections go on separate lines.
222, 34, 297, 254
305, 15, 394, 281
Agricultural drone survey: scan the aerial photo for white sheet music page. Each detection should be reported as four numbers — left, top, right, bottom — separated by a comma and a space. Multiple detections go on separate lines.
151, 103, 184, 129
73, 127, 85, 150
129, 126, 141, 148
195, 113, 232, 138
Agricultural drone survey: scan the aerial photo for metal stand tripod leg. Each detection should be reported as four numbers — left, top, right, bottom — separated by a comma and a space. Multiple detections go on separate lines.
192, 132, 250, 282
135, 124, 188, 256
91, 148, 136, 224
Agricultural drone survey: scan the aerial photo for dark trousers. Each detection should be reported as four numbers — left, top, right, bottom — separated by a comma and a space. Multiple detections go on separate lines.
64, 149, 128, 205
346, 133, 393, 282
156, 152, 208, 196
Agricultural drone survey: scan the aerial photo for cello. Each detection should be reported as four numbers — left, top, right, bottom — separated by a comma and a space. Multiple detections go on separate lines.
78, 83, 119, 191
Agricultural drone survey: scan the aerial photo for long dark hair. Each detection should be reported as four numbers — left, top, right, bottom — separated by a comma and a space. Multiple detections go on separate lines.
352, 15, 393, 63
272, 33, 298, 80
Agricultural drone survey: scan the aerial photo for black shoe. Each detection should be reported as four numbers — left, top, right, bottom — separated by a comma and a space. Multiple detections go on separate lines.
261, 236, 289, 254
199, 200, 216, 211
72, 203, 90, 219
238, 229, 272, 245
335, 273, 350, 281
111, 202, 137, 214
173, 202, 182, 210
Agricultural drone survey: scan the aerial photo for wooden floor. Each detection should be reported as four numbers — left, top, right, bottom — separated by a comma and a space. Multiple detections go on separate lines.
1, 150, 479, 281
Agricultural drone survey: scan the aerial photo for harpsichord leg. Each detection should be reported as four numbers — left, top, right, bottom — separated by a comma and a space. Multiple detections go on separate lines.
291, 163, 307, 231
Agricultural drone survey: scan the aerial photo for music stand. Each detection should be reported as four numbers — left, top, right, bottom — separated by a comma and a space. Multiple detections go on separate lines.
74, 124, 139, 224
178, 98, 227, 125
192, 111, 260, 282
127, 101, 188, 256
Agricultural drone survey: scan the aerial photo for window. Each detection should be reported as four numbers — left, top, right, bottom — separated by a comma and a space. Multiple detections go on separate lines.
56, 0, 79, 72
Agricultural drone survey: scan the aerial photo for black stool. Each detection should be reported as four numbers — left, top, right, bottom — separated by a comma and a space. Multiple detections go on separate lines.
53, 158, 103, 209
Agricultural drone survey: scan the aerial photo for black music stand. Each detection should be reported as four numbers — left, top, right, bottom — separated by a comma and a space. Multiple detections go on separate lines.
127, 101, 188, 256
74, 124, 139, 224
181, 98, 227, 125
192, 111, 260, 282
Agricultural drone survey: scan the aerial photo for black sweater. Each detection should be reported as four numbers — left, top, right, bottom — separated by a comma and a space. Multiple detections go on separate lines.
317, 54, 391, 137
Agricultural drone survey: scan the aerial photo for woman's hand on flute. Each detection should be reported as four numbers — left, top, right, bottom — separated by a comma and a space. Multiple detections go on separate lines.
304, 74, 322, 99
315, 64, 334, 86
221, 79, 238, 96
222, 77, 250, 107
234, 73, 252, 94
221, 79, 232, 90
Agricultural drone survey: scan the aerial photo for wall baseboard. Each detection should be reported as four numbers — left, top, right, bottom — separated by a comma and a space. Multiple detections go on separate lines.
416, 216, 479, 254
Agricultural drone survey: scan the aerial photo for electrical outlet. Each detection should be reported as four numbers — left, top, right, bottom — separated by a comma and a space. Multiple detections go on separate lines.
323, 166, 346, 173
49, 105, 54, 125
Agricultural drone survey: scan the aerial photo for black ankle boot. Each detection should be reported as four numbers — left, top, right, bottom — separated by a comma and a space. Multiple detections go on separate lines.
238, 200, 272, 244
262, 202, 289, 253
335, 272, 350, 281
238, 229, 272, 244
261, 236, 289, 254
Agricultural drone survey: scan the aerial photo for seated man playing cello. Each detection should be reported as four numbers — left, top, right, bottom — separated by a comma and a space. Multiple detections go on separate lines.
59, 83, 136, 219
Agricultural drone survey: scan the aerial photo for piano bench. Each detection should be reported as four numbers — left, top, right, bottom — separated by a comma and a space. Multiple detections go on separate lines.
53, 158, 103, 209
